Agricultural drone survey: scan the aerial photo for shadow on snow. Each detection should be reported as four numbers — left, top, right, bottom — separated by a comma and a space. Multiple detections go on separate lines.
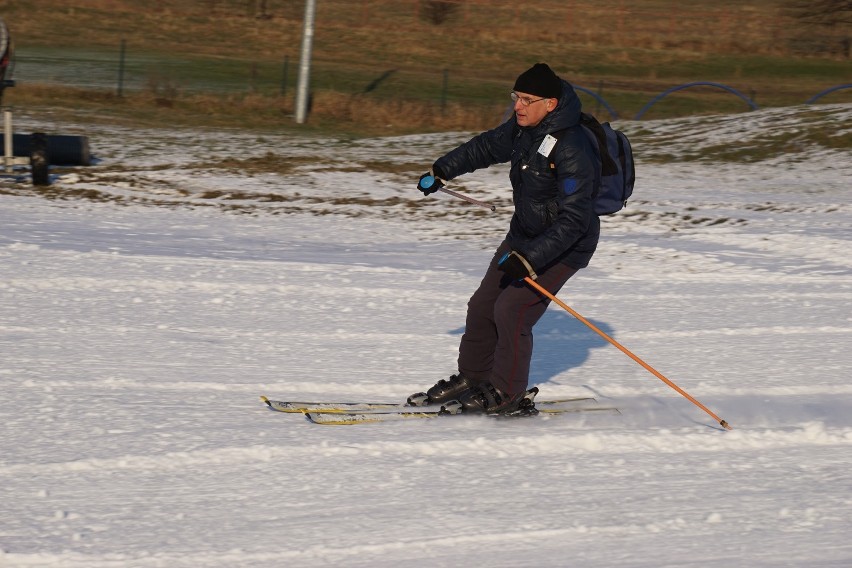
448, 310, 613, 386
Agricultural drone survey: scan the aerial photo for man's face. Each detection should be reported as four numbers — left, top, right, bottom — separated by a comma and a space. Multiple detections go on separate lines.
513, 91, 556, 127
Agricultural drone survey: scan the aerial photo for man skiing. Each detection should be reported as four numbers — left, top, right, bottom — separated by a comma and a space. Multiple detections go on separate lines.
411, 63, 601, 414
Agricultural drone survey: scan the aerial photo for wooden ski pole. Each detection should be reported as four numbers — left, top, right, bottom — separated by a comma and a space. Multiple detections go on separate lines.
524, 277, 732, 430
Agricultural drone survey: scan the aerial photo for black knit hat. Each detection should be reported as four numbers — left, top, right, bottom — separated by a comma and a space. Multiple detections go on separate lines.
513, 63, 562, 99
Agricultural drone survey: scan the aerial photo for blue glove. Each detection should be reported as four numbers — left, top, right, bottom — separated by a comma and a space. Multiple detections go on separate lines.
417, 172, 444, 195
498, 251, 537, 281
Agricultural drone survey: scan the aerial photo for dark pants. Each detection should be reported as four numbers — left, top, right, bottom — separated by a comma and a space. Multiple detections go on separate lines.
457, 241, 579, 396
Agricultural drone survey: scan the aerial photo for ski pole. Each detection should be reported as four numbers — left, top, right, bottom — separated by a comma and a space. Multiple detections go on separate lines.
420, 174, 496, 212
438, 186, 496, 212
523, 277, 732, 430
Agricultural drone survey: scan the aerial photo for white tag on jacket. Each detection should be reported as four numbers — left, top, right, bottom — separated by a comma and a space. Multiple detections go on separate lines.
537, 134, 557, 158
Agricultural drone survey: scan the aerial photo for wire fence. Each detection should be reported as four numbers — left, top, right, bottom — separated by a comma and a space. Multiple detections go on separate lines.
6, 0, 850, 121
13, 48, 275, 95
11, 46, 851, 122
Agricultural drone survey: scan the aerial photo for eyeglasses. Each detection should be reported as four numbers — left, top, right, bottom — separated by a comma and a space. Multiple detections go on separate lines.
510, 92, 547, 106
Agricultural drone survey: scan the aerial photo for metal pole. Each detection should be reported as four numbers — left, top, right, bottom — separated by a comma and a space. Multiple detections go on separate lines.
3, 107, 12, 173
441, 68, 448, 111
117, 39, 126, 97
295, 0, 317, 124
280, 55, 289, 97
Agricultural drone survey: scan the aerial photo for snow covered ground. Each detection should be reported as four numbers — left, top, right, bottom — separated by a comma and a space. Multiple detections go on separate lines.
1, 105, 851, 567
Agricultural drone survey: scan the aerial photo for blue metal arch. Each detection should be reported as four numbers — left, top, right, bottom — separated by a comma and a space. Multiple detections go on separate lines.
573, 85, 619, 120
634, 81, 759, 120
805, 84, 852, 104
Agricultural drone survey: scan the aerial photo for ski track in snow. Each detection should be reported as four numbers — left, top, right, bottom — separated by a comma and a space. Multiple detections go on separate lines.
1, 105, 851, 567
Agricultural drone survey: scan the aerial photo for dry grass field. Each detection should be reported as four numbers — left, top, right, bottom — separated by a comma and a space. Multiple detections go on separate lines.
1, 0, 849, 135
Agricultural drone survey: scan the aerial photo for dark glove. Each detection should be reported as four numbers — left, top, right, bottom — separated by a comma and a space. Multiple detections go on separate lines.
498, 250, 537, 281
417, 171, 444, 195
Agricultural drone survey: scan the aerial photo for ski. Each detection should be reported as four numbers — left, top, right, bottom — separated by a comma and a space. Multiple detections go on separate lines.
260, 390, 619, 426
260, 394, 596, 414
261, 396, 406, 413
305, 408, 450, 425
303, 405, 620, 426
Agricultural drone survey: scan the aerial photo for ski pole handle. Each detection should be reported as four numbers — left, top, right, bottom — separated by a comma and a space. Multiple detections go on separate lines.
419, 174, 438, 190
419, 172, 496, 212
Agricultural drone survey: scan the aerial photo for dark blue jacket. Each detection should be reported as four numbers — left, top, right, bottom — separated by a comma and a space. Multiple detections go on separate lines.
434, 80, 600, 270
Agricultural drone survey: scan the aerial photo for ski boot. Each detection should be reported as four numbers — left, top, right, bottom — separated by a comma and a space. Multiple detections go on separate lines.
438, 399, 464, 415
499, 387, 540, 418
458, 383, 538, 415
407, 373, 475, 407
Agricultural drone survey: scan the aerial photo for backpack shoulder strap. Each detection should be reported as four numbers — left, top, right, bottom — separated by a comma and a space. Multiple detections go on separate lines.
547, 113, 618, 176
579, 113, 619, 176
